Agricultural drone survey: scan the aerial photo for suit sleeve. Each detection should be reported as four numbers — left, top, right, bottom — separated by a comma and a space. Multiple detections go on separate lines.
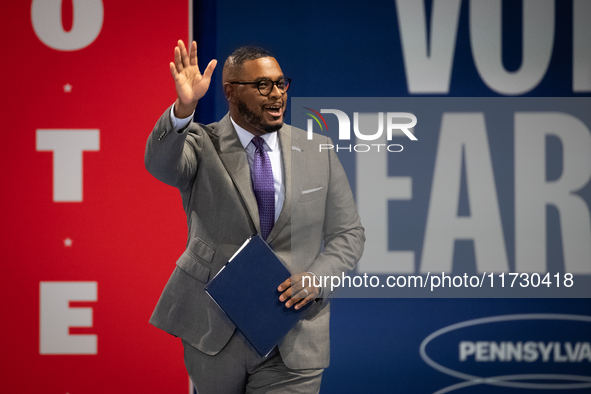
307, 136, 365, 298
144, 106, 203, 191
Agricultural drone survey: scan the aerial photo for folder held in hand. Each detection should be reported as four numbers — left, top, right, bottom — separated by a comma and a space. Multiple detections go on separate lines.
205, 234, 314, 357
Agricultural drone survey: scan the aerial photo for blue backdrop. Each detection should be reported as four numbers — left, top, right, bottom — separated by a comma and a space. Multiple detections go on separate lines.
194, 1, 591, 392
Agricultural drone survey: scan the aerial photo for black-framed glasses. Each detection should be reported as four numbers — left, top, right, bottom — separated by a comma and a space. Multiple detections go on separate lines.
229, 78, 291, 96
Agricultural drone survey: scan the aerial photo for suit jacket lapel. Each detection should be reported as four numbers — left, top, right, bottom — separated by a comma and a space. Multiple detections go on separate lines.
214, 114, 261, 235
267, 125, 303, 244
213, 117, 302, 243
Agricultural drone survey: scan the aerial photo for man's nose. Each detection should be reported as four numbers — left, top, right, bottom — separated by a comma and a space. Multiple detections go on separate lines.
268, 83, 283, 99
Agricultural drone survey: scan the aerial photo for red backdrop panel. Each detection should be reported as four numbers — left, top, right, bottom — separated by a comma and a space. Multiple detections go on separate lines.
1, 1, 192, 392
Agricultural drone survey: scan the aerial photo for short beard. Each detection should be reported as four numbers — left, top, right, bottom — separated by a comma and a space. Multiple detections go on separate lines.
237, 99, 285, 133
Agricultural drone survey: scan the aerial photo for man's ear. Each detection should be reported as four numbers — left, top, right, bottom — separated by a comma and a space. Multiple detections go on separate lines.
223, 83, 233, 102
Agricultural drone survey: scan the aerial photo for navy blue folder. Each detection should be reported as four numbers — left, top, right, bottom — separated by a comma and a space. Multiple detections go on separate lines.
205, 234, 313, 357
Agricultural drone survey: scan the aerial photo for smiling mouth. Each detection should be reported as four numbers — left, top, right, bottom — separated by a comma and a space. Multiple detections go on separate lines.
264, 104, 283, 117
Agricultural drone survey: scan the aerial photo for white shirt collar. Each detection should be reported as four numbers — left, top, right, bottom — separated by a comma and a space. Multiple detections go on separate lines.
230, 116, 278, 151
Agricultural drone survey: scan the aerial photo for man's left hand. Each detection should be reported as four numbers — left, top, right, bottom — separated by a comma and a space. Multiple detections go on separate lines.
278, 273, 319, 310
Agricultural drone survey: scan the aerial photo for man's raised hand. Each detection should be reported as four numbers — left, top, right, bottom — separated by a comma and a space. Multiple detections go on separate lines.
170, 40, 217, 118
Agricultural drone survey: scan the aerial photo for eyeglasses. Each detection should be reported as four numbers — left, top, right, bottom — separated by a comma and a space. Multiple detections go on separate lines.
229, 78, 291, 96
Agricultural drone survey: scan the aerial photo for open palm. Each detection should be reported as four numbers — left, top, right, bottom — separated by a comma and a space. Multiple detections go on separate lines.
170, 40, 217, 111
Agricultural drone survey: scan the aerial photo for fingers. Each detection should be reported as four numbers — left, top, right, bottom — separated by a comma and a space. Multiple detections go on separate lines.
278, 277, 291, 292
174, 46, 183, 74
293, 296, 315, 310
279, 286, 291, 303
279, 273, 318, 310
169, 62, 179, 81
190, 41, 198, 66
202, 59, 218, 82
178, 40, 190, 68
172, 40, 216, 79
173, 40, 193, 74
287, 286, 318, 310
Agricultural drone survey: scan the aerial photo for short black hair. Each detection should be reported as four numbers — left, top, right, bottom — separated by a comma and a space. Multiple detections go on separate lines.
223, 46, 273, 82
228, 46, 272, 66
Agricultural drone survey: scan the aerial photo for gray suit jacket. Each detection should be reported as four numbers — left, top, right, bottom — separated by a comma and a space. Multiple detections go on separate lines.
145, 109, 364, 369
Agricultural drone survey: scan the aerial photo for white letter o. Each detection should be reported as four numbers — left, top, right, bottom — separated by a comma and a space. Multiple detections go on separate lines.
31, 0, 104, 51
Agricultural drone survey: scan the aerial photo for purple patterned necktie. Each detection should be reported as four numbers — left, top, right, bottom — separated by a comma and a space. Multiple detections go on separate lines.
251, 136, 275, 240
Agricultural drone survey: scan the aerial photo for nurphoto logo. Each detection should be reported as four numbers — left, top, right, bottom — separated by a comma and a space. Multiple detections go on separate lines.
303, 107, 417, 152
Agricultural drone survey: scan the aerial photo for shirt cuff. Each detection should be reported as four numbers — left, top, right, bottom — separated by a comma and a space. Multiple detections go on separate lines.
169, 104, 194, 132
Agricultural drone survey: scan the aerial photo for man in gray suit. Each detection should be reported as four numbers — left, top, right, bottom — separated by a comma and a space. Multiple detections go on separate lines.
145, 40, 364, 393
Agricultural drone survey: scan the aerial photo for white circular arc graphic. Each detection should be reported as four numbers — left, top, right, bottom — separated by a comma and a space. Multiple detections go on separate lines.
419, 314, 591, 393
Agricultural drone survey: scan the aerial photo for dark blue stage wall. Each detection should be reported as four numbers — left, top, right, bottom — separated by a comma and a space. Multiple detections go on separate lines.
195, 0, 590, 393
